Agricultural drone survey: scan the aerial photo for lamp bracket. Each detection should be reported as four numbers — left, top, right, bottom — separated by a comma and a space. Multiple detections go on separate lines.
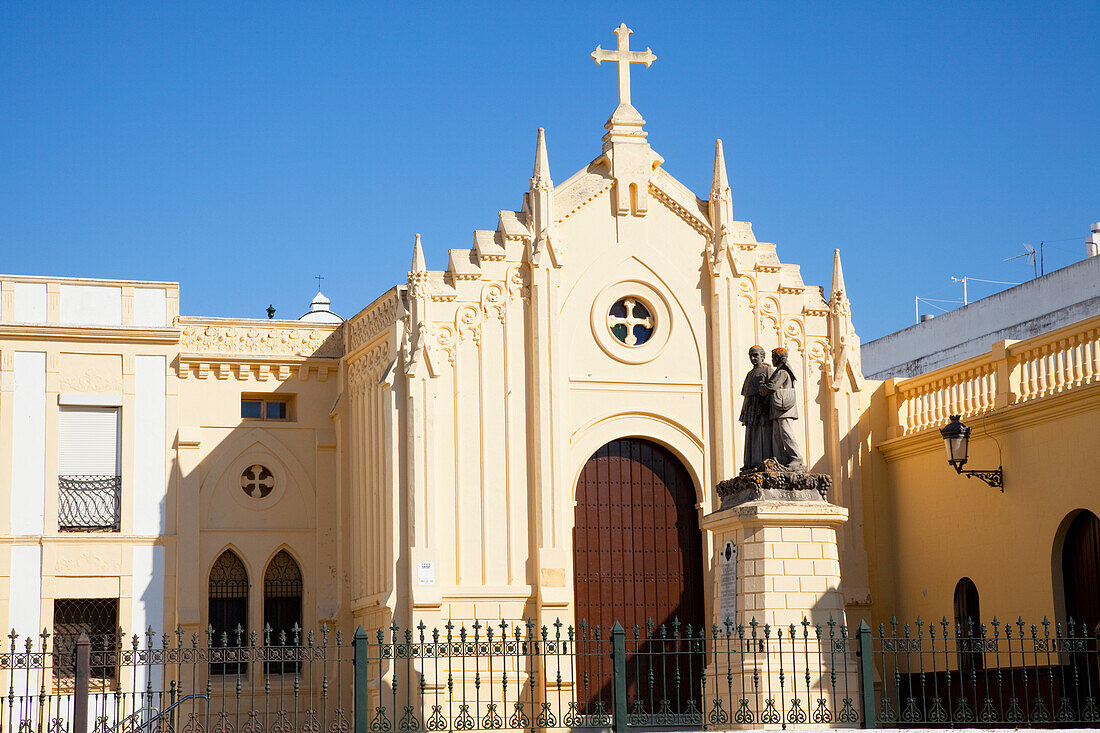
958, 467, 1004, 491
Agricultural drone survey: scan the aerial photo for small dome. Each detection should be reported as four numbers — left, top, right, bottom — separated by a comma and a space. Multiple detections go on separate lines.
298, 291, 343, 323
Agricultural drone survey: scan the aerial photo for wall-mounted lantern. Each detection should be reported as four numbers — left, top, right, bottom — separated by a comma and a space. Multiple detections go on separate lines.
940, 415, 1003, 491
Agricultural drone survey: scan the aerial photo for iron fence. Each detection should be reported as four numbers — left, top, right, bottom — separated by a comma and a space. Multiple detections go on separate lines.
0, 619, 858, 733
57, 476, 121, 532
867, 616, 1100, 727
10, 615, 1100, 732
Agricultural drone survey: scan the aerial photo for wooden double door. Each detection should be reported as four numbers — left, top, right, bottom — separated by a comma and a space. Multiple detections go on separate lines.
572, 438, 705, 715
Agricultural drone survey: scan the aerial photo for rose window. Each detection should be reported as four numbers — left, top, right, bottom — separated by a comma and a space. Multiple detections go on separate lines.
608, 297, 654, 346
240, 464, 275, 498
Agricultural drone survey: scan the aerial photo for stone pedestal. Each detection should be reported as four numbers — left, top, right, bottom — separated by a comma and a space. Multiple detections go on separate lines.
700, 466, 860, 727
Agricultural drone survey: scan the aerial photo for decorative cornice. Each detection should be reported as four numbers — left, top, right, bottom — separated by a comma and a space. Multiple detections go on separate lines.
179, 320, 342, 358
554, 179, 613, 225
0, 324, 180, 345
346, 293, 400, 356
177, 356, 338, 382
649, 183, 710, 236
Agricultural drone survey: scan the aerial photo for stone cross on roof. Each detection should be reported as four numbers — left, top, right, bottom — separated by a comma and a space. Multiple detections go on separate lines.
591, 23, 656, 110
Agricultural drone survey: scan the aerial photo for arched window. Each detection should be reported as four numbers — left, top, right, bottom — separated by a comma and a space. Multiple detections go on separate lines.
1062, 511, 1100, 633
264, 550, 303, 674
209, 550, 248, 675
953, 577, 982, 670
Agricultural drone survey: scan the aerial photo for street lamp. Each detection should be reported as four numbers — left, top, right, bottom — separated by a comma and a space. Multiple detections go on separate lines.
940, 415, 1003, 490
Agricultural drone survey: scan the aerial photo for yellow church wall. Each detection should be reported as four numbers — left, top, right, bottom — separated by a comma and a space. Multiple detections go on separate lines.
864, 315, 1100, 632
175, 317, 344, 637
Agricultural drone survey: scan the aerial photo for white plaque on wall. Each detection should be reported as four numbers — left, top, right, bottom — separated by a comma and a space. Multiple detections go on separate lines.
718, 541, 738, 626
417, 561, 435, 586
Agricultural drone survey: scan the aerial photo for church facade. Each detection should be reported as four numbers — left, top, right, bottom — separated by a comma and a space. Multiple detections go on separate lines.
0, 25, 871, 649
9, 24, 1097, 668
339, 24, 870, 637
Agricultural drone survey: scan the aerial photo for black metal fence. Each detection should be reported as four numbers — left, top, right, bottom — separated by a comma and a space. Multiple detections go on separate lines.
57, 476, 121, 532
7, 616, 1100, 732
868, 616, 1100, 727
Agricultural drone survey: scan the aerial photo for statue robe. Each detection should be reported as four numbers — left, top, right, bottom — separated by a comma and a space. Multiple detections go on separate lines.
739, 363, 773, 470
762, 362, 805, 469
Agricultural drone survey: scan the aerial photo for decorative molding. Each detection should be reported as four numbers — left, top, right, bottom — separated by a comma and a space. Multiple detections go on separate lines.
455, 305, 482, 344
481, 282, 507, 322
59, 372, 119, 394
554, 180, 613, 225
434, 325, 457, 365
648, 184, 711, 236
0, 324, 179, 344
178, 357, 337, 381
506, 266, 529, 303
180, 321, 342, 358
346, 293, 400, 355
347, 341, 394, 397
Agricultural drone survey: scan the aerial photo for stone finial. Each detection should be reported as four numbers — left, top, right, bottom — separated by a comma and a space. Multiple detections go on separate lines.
528, 129, 559, 266
531, 128, 552, 191
408, 234, 430, 301
411, 233, 426, 274
711, 139, 730, 198
831, 248, 847, 301
708, 139, 734, 268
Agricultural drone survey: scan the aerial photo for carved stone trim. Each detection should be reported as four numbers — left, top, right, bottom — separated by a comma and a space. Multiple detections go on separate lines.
648, 184, 710, 236
180, 321, 342, 358
716, 461, 833, 509
346, 293, 400, 354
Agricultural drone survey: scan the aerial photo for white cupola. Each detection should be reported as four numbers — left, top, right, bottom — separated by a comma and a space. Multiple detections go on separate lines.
298, 291, 343, 323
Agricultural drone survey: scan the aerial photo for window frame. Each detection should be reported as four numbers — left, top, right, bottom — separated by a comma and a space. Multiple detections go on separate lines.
240, 395, 294, 422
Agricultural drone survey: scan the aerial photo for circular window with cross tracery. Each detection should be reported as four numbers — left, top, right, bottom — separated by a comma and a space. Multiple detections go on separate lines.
608, 297, 654, 346
240, 464, 275, 499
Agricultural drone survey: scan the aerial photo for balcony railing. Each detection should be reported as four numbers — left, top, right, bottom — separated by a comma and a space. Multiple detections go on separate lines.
58, 475, 121, 532
887, 313, 1100, 438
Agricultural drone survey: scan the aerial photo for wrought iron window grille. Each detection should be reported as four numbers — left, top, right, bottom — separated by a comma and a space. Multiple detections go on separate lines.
57, 475, 121, 532
52, 598, 120, 689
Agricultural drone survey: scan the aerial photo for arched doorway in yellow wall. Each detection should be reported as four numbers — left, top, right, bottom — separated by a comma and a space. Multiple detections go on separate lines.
572, 437, 704, 715
1060, 510, 1100, 631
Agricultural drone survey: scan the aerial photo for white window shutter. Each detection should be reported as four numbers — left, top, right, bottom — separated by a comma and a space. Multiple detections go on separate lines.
58, 407, 120, 476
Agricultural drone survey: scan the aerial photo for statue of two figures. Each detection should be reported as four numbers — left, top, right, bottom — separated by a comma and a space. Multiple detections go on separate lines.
739, 346, 804, 473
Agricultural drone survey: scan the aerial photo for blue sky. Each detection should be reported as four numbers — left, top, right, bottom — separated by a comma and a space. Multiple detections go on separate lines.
2, 2, 1097, 340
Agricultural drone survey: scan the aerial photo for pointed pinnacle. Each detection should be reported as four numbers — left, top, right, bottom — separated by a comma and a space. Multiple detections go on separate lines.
712, 139, 729, 194
531, 128, 552, 189
831, 248, 846, 296
411, 233, 426, 273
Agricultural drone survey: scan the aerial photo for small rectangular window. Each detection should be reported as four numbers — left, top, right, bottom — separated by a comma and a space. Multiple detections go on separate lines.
241, 396, 293, 421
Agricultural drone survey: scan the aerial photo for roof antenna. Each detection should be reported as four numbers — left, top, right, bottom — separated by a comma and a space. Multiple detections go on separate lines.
1004, 244, 1038, 280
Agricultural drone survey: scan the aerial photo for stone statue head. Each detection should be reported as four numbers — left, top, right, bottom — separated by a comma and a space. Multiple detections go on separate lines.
771, 346, 788, 367
748, 345, 766, 367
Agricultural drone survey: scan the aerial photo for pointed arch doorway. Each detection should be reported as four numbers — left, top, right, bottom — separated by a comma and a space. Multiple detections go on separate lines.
572, 437, 705, 714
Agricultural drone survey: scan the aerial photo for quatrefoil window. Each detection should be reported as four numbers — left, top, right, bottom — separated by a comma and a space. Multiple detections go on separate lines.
608, 297, 654, 346
240, 464, 275, 499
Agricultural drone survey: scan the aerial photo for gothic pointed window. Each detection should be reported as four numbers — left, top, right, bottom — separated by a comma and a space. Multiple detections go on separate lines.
209, 550, 248, 675
264, 550, 303, 674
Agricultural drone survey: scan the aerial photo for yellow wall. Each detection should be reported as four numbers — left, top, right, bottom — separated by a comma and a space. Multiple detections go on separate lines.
864, 317, 1100, 628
